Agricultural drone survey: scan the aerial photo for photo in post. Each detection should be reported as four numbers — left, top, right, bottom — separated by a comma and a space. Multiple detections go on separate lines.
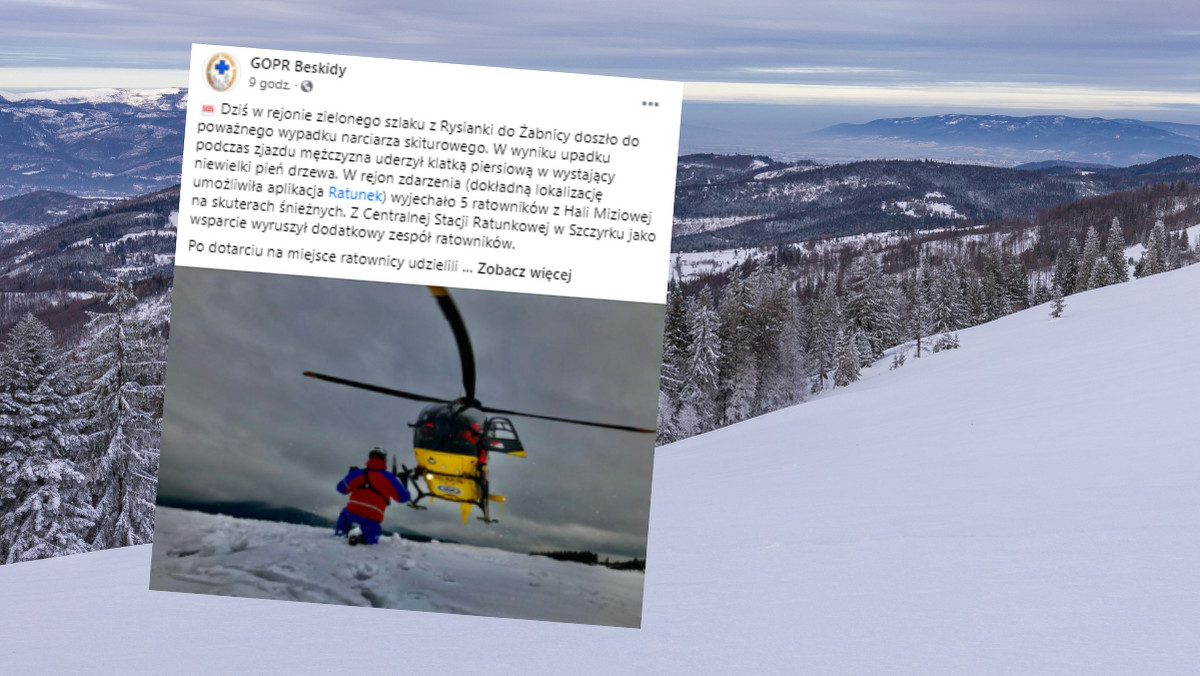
148, 45, 681, 627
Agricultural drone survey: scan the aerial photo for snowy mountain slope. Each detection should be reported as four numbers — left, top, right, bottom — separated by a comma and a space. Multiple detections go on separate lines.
3, 263, 1200, 672
0, 88, 185, 197
149, 507, 643, 627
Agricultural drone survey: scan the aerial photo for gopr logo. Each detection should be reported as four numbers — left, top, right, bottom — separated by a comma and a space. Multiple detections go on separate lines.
205, 53, 239, 92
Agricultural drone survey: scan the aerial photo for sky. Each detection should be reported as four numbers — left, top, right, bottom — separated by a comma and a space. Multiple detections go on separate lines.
157, 268, 662, 559
4, 0, 1200, 125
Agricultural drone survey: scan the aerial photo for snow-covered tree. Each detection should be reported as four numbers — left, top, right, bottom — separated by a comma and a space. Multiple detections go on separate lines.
1076, 226, 1102, 291
655, 389, 676, 447
805, 278, 842, 391
1053, 238, 1081, 296
73, 281, 165, 550
962, 274, 987, 325
929, 262, 966, 333
0, 314, 93, 563
832, 328, 861, 387
1137, 221, 1169, 278
676, 288, 721, 439
750, 267, 807, 415
1030, 279, 1051, 306
1105, 217, 1129, 283
656, 284, 690, 445
980, 273, 1008, 322
717, 275, 757, 426
1049, 285, 1066, 318
1087, 257, 1113, 289
1002, 253, 1029, 309
845, 253, 896, 360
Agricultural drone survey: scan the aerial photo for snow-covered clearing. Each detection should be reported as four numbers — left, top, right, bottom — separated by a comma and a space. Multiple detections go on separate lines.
883, 191, 963, 219
3, 262, 1200, 672
1126, 222, 1200, 263
149, 507, 642, 627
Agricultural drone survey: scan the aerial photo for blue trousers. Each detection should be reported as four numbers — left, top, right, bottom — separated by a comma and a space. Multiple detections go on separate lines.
335, 508, 382, 544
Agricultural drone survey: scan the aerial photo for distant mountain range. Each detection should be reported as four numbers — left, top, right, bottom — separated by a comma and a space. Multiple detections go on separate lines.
809, 115, 1200, 167
673, 153, 1200, 250
0, 88, 186, 199
680, 108, 1200, 167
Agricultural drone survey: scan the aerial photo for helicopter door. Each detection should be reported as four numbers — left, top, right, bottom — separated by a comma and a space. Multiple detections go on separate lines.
483, 417, 525, 457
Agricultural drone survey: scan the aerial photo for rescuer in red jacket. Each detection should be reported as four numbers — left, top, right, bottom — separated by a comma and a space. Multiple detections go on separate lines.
335, 448, 411, 544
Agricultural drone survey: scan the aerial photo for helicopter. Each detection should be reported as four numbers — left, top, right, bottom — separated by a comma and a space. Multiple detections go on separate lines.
304, 285, 653, 525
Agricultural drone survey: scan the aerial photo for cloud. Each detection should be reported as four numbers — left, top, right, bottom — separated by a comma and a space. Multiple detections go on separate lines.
1, 0, 1200, 103
0, 67, 187, 89
683, 81, 1200, 111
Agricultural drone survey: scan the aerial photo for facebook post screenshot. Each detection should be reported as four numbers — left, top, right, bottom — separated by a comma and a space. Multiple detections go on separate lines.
148, 44, 681, 628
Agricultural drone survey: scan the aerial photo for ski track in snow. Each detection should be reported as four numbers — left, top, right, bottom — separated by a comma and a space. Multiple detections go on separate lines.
3, 263, 1200, 672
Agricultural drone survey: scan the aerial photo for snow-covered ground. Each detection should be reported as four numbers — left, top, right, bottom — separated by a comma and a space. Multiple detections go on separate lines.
149, 507, 643, 627
3, 262, 1200, 672
1125, 222, 1200, 264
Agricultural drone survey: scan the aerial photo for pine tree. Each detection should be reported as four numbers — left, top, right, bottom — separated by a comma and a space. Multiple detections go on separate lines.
73, 281, 165, 550
832, 328, 861, 387
716, 274, 756, 426
896, 268, 930, 359
1053, 238, 1081, 295
655, 389, 676, 447
981, 273, 1008, 321
845, 253, 897, 360
1076, 226, 1101, 291
0, 314, 93, 563
750, 267, 807, 415
1105, 217, 1129, 283
656, 284, 690, 445
962, 274, 987, 325
806, 278, 842, 392
1138, 221, 1168, 277
1030, 279, 1051, 306
1087, 258, 1113, 289
1002, 253, 1030, 309
929, 262, 966, 333
676, 288, 721, 439
660, 283, 690, 399
1049, 285, 1066, 318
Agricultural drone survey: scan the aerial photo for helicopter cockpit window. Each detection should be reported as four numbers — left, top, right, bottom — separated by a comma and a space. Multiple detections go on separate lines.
412, 405, 487, 456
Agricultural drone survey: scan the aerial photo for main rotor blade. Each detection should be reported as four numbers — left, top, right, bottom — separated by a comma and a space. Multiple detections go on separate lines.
478, 404, 655, 434
427, 286, 476, 404
303, 371, 453, 405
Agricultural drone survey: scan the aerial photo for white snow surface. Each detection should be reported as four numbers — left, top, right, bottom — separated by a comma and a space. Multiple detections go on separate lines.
148, 507, 643, 627
4, 263, 1200, 672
